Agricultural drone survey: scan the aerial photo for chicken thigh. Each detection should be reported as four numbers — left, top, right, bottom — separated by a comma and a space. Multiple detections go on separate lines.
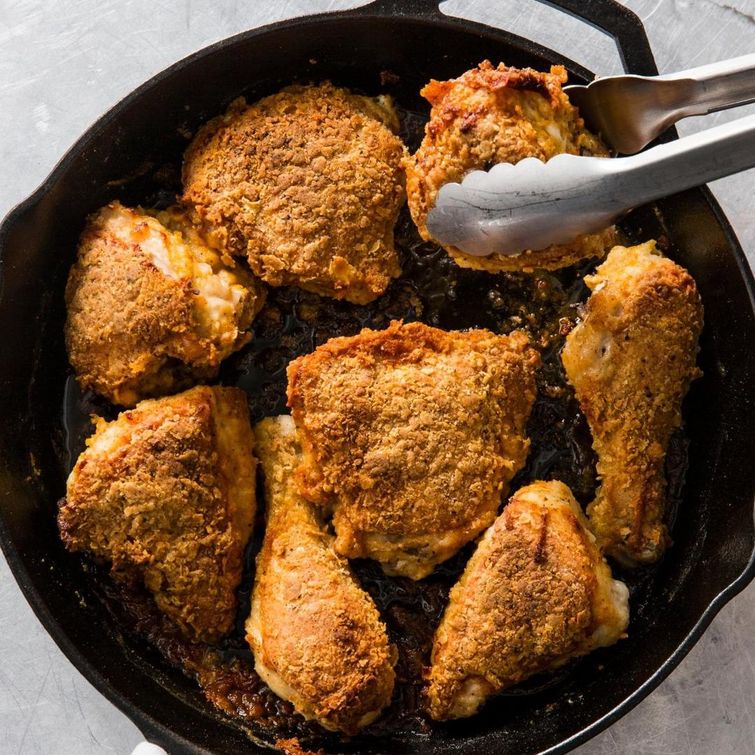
287, 320, 540, 579
58, 386, 256, 642
562, 241, 703, 563
246, 416, 396, 734
426, 481, 628, 720
65, 202, 264, 406
182, 83, 405, 304
405, 60, 615, 272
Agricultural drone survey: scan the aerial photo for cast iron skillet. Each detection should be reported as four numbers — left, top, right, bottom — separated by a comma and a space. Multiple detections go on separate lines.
1, 0, 754, 753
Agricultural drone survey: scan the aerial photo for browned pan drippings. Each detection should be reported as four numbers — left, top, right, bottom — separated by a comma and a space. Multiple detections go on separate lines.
61, 104, 688, 751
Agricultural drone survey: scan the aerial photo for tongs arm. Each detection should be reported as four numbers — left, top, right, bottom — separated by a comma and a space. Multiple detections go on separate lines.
659, 53, 755, 117
426, 114, 755, 257
565, 53, 755, 154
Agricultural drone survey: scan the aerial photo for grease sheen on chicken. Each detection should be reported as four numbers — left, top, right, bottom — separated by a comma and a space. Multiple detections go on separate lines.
406, 61, 616, 272
58, 386, 256, 642
246, 416, 396, 733
287, 320, 540, 580
65, 202, 265, 406
426, 481, 629, 721
562, 241, 703, 564
182, 83, 406, 304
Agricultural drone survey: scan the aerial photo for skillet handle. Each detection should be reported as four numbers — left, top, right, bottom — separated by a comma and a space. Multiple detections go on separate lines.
358, 0, 658, 77
524, 0, 658, 76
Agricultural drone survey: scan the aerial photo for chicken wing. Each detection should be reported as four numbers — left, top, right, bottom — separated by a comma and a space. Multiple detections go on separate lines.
426, 480, 629, 721
246, 416, 396, 733
562, 241, 703, 564
405, 60, 615, 272
287, 320, 540, 579
182, 83, 406, 304
65, 201, 265, 406
58, 385, 256, 642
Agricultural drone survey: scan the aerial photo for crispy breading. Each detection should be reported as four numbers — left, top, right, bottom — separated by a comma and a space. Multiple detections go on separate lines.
562, 241, 703, 564
426, 480, 629, 720
58, 386, 256, 642
65, 202, 265, 406
405, 61, 616, 272
182, 83, 406, 304
287, 320, 540, 579
247, 416, 396, 734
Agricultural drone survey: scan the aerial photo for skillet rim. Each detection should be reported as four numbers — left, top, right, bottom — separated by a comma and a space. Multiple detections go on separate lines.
1, 3, 754, 754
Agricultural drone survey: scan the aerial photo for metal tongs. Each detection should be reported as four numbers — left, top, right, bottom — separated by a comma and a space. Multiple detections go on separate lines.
427, 54, 755, 257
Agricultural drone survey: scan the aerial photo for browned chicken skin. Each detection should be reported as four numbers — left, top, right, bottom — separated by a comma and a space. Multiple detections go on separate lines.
406, 61, 615, 272
65, 202, 265, 406
426, 481, 629, 720
562, 241, 703, 564
182, 83, 406, 304
58, 386, 256, 642
246, 416, 396, 733
287, 320, 540, 579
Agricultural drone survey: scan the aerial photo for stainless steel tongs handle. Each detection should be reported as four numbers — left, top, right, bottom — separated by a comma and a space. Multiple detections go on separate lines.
618, 112, 755, 202
659, 53, 755, 116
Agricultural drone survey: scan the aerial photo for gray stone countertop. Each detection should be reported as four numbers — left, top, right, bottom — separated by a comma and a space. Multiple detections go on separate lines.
0, 1, 753, 752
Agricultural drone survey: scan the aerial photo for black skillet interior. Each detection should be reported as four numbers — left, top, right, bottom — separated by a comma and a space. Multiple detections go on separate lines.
1, 1, 754, 753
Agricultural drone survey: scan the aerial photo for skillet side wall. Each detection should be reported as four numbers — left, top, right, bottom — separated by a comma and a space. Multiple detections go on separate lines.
0, 12, 753, 755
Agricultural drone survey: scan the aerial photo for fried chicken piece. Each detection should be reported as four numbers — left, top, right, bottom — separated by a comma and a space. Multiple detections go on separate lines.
406, 61, 616, 272
562, 241, 703, 564
58, 386, 256, 642
426, 480, 629, 720
182, 83, 406, 304
287, 320, 540, 579
65, 201, 265, 406
246, 416, 395, 733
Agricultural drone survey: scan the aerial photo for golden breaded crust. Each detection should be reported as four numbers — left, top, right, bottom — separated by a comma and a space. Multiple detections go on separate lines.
406, 61, 615, 272
182, 83, 406, 304
65, 202, 264, 406
247, 417, 395, 734
426, 481, 629, 720
562, 241, 703, 563
287, 320, 540, 579
58, 386, 256, 642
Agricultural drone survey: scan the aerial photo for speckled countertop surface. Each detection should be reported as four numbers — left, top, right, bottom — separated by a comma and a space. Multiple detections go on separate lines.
1, 1, 753, 753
